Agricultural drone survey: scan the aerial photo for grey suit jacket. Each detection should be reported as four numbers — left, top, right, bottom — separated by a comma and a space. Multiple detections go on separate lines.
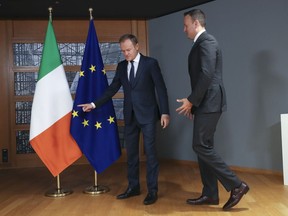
187, 32, 227, 114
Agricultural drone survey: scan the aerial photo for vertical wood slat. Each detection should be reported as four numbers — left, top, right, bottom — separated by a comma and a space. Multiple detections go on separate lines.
0, 21, 12, 167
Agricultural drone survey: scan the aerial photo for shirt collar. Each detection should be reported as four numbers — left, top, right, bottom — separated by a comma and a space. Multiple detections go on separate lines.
194, 29, 206, 43
132, 52, 141, 63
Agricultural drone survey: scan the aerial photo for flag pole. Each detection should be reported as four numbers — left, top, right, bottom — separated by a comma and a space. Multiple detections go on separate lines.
82, 7, 110, 196
83, 170, 110, 195
48, 7, 52, 21
42, 7, 73, 197
82, 8, 110, 195
89, 7, 93, 20
45, 174, 73, 197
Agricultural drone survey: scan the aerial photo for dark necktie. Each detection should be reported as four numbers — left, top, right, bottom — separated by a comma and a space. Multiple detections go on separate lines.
129, 61, 135, 84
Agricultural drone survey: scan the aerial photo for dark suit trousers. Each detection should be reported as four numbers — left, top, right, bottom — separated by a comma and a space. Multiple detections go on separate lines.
124, 114, 159, 193
193, 112, 241, 199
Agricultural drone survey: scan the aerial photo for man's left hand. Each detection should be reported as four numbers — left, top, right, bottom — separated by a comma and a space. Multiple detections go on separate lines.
161, 114, 170, 129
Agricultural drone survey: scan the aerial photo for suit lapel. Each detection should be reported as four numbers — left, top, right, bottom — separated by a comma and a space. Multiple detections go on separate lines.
122, 60, 130, 85
189, 32, 207, 58
193, 32, 207, 48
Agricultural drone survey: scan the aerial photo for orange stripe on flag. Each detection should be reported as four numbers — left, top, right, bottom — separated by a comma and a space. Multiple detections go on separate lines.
30, 113, 82, 176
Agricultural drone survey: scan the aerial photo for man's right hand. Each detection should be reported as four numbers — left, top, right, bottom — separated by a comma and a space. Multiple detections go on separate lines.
78, 103, 94, 112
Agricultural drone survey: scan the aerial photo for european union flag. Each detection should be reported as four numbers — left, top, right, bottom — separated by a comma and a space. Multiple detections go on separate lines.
70, 20, 121, 173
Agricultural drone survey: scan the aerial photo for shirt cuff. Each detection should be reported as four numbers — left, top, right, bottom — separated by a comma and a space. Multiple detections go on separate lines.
91, 102, 96, 109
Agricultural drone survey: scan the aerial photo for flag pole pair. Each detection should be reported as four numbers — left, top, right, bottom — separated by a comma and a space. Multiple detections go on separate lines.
40, 7, 109, 198
46, 171, 109, 197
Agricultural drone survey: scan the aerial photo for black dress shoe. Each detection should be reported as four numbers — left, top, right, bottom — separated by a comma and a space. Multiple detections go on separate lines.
186, 196, 219, 205
116, 188, 140, 199
223, 181, 249, 210
143, 192, 158, 205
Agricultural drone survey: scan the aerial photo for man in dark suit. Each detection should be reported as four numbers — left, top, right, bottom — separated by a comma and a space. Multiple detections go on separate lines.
79, 34, 170, 205
176, 9, 249, 211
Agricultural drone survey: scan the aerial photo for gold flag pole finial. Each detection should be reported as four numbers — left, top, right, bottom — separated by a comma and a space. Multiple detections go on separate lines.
89, 8, 93, 20
48, 7, 53, 21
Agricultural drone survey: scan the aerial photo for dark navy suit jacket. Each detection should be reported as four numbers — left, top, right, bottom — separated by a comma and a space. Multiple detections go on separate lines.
94, 54, 169, 125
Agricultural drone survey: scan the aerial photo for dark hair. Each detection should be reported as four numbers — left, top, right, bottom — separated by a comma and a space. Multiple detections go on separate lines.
119, 34, 138, 45
184, 9, 206, 27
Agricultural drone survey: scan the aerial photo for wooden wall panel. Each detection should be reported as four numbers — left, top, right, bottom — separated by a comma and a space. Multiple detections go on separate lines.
12, 20, 133, 42
0, 21, 12, 167
135, 20, 148, 55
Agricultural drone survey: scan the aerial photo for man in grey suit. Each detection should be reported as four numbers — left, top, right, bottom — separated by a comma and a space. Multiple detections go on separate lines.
176, 9, 249, 211
79, 34, 170, 205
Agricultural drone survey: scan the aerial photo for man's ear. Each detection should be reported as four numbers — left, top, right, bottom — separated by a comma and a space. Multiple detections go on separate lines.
135, 43, 139, 51
194, 19, 201, 27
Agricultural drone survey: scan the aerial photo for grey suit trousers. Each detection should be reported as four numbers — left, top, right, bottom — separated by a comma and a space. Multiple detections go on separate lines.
193, 112, 241, 199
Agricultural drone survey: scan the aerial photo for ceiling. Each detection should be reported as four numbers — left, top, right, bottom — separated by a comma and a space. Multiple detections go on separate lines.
0, 0, 214, 20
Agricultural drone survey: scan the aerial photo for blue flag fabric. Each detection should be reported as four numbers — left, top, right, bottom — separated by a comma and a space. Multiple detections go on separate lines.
70, 20, 121, 173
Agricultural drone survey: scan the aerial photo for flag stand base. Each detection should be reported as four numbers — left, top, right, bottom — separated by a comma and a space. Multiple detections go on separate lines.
45, 175, 73, 197
45, 188, 73, 197
83, 170, 110, 195
83, 185, 110, 195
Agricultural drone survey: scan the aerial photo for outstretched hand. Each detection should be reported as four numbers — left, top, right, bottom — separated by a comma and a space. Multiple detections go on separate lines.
176, 98, 193, 119
77, 103, 94, 112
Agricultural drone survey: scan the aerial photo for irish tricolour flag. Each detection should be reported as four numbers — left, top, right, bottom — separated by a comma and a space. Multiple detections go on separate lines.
29, 20, 82, 177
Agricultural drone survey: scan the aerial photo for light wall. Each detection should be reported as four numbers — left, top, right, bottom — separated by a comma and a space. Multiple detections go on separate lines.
148, 0, 288, 171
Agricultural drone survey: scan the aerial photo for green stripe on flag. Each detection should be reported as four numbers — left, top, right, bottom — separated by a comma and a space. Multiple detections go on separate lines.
38, 20, 62, 81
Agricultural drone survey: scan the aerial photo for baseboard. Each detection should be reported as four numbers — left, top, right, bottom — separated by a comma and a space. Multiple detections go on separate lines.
158, 158, 283, 176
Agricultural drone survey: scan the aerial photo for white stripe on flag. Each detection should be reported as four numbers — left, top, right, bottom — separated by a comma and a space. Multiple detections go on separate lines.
30, 65, 73, 140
